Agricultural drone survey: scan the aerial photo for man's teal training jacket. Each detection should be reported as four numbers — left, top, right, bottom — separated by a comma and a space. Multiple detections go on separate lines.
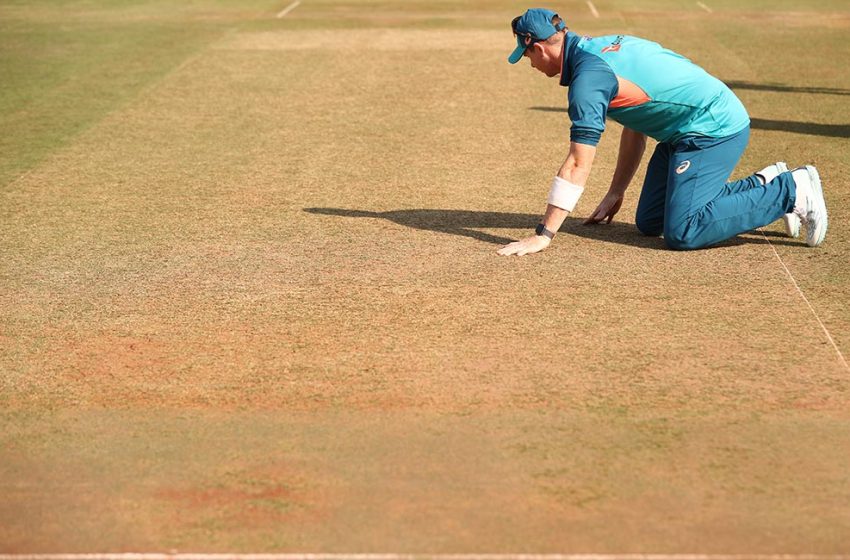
559, 32, 750, 146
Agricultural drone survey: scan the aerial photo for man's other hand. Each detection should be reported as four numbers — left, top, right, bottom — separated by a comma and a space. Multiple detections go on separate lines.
497, 235, 551, 256
584, 191, 624, 224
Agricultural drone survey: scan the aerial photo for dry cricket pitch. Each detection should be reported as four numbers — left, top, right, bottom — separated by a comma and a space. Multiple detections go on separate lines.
1, 0, 850, 554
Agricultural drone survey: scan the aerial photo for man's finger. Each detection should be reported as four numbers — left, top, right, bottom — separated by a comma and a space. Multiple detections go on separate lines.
584, 209, 604, 224
497, 243, 519, 256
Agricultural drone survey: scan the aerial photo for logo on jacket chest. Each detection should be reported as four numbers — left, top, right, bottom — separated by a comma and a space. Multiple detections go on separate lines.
601, 35, 624, 54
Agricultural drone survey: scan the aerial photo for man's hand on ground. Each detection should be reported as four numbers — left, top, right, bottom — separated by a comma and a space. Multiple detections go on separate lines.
497, 235, 551, 256
584, 191, 624, 224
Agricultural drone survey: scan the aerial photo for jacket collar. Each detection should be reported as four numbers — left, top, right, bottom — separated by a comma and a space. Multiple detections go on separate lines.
559, 32, 582, 87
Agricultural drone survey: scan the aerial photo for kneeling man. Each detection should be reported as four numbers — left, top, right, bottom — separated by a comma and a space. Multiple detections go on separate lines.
498, 8, 827, 256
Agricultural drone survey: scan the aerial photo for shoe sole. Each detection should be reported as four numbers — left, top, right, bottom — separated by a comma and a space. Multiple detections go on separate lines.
804, 165, 828, 247
774, 162, 801, 238
783, 214, 800, 238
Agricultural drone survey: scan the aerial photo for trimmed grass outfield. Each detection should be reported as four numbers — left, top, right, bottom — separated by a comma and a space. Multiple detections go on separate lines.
2, 0, 850, 553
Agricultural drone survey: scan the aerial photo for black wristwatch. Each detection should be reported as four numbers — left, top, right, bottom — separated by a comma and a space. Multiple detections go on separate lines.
535, 223, 555, 239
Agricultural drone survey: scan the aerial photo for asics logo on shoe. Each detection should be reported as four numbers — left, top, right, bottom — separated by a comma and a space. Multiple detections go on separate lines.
676, 160, 691, 174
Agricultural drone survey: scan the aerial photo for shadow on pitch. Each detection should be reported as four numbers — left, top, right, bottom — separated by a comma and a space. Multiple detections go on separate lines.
304, 208, 798, 249
723, 80, 850, 97
749, 118, 850, 139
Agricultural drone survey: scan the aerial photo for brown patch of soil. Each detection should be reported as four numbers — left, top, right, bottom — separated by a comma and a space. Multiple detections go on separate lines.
61, 334, 178, 381
153, 459, 334, 534
158, 485, 295, 508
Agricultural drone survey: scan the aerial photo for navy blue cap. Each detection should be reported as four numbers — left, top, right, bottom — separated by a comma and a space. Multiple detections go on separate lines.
508, 8, 566, 64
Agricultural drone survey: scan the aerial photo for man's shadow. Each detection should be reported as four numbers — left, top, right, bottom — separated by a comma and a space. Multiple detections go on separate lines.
304, 208, 796, 248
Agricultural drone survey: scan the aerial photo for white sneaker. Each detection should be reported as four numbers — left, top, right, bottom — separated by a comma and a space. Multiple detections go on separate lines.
756, 161, 788, 184
791, 165, 828, 247
783, 208, 801, 238
756, 162, 799, 237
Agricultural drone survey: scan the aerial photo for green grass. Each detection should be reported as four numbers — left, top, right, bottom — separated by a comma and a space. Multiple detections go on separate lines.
0, 0, 276, 187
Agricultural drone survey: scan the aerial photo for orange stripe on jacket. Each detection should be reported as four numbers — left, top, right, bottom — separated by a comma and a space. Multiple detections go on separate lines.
610, 76, 650, 109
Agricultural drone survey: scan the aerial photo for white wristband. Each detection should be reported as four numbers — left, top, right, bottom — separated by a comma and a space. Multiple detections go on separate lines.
547, 176, 584, 212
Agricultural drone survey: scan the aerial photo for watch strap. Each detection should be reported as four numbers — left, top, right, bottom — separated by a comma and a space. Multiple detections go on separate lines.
535, 223, 555, 239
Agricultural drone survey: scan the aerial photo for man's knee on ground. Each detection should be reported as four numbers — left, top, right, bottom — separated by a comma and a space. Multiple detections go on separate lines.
663, 229, 703, 251
635, 214, 663, 237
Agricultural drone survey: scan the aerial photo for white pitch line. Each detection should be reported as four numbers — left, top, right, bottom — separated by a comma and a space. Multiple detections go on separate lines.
586, 0, 600, 18
3, 555, 850, 560
761, 231, 850, 372
276, 0, 301, 18
696, 1, 713, 13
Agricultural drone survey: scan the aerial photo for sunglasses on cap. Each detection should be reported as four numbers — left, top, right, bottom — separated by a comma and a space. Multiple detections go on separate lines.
511, 15, 544, 52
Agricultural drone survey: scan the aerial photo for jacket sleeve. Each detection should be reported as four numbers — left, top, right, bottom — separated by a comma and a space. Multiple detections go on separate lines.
567, 52, 619, 146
